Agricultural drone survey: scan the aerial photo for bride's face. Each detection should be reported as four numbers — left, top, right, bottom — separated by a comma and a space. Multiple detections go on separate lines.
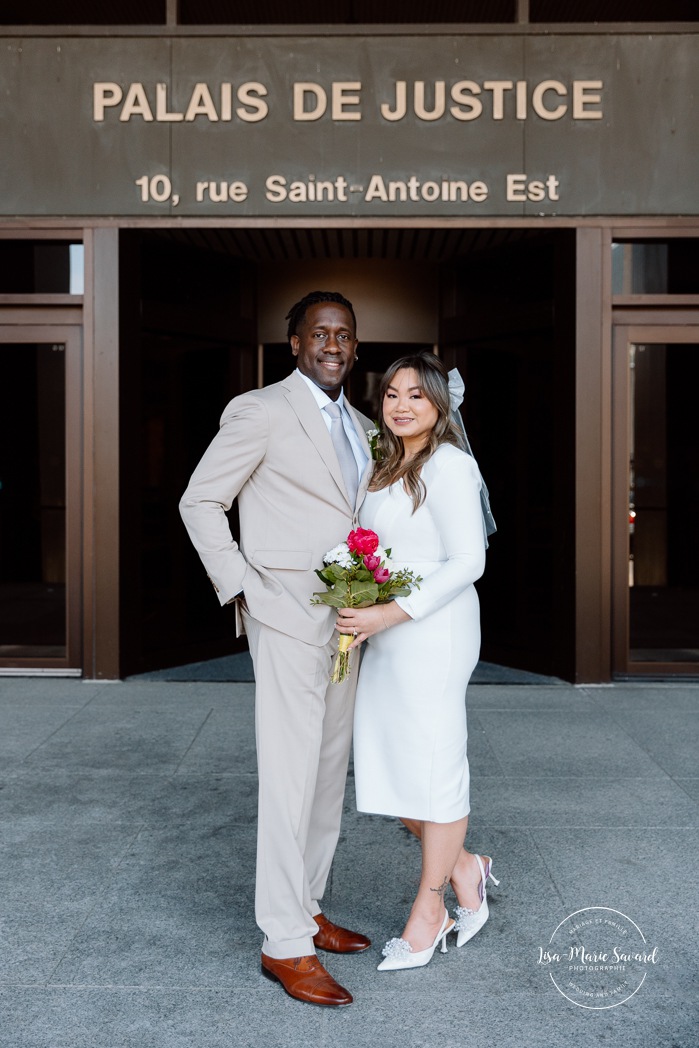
383, 368, 439, 450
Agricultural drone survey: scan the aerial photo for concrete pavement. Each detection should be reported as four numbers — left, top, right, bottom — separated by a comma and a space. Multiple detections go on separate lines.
0, 675, 697, 1047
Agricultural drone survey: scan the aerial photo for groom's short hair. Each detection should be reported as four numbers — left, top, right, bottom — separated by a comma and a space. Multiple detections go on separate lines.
285, 290, 356, 340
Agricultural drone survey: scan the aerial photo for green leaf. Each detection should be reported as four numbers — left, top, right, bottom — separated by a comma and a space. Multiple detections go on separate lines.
325, 562, 349, 581
349, 581, 379, 606
311, 577, 349, 607
312, 590, 350, 608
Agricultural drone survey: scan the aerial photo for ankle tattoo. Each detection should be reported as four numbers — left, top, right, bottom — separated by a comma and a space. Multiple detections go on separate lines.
429, 875, 449, 901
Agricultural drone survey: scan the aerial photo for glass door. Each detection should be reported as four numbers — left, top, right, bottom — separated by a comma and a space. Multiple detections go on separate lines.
613, 325, 699, 674
0, 326, 82, 672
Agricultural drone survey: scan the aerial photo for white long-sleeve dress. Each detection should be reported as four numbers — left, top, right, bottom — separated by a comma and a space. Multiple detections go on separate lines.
353, 443, 486, 823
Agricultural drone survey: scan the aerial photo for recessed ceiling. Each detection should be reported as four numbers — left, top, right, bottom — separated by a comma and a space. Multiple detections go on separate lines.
153, 226, 546, 263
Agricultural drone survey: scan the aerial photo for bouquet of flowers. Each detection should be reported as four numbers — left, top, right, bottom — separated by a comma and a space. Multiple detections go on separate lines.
311, 527, 421, 684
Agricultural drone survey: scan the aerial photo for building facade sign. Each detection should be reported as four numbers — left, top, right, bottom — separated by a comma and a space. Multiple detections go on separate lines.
2, 33, 697, 217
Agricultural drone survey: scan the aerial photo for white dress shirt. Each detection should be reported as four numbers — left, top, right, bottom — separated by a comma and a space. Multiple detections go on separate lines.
295, 369, 368, 482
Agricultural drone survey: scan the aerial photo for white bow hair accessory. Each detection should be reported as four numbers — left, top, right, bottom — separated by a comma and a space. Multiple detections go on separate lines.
447, 368, 466, 413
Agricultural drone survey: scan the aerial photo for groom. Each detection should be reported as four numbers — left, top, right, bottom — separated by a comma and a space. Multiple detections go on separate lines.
180, 291, 373, 1006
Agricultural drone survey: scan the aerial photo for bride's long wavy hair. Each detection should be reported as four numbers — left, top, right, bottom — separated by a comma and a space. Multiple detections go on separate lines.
370, 353, 464, 511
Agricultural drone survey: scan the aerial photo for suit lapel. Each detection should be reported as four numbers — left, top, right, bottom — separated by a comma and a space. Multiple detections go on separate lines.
282, 372, 352, 507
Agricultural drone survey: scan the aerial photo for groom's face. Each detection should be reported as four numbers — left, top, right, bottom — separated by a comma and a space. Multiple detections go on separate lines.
291, 302, 358, 400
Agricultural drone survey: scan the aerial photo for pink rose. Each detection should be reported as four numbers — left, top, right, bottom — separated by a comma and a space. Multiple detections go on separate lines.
373, 567, 390, 585
363, 554, 381, 572
347, 528, 380, 556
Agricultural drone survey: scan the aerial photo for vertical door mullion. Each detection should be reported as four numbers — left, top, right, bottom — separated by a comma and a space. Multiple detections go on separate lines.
611, 326, 632, 674
64, 326, 83, 669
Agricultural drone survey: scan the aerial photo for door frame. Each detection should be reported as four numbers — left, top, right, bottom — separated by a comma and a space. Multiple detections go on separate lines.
0, 321, 83, 673
612, 319, 699, 676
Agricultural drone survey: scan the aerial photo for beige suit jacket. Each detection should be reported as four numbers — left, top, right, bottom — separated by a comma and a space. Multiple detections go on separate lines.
180, 371, 373, 646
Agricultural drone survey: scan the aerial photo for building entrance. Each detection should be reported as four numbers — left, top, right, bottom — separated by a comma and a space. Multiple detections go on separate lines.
613, 324, 699, 675
120, 227, 577, 682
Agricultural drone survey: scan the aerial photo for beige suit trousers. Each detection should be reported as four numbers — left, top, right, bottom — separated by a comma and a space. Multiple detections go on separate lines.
243, 609, 359, 959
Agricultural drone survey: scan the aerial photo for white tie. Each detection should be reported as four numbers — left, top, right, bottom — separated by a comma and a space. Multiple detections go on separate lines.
324, 402, 359, 505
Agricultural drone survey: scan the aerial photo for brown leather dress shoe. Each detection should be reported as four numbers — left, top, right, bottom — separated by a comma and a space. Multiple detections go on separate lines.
313, 913, 371, 953
261, 953, 353, 1007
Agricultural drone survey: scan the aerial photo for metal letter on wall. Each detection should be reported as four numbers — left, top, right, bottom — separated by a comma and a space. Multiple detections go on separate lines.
1, 34, 697, 217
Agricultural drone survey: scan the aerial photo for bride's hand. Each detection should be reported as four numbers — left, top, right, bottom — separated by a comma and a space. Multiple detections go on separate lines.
336, 603, 411, 649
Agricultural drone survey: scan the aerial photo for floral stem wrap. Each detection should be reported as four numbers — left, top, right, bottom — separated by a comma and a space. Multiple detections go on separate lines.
331, 633, 354, 685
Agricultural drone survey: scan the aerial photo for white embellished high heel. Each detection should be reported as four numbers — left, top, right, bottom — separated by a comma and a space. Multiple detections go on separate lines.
377, 909, 455, 971
454, 854, 500, 948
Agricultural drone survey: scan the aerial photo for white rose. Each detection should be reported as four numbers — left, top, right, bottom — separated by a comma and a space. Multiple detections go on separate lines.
323, 542, 353, 569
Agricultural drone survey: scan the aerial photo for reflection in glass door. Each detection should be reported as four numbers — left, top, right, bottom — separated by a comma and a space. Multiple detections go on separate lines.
614, 327, 699, 672
0, 328, 81, 670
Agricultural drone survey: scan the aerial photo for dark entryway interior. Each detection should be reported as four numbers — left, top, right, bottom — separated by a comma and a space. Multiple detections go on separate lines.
439, 234, 576, 677
118, 226, 577, 680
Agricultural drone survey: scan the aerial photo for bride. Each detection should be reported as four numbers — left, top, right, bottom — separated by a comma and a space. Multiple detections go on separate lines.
336, 353, 498, 971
